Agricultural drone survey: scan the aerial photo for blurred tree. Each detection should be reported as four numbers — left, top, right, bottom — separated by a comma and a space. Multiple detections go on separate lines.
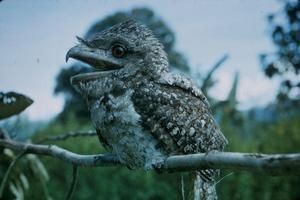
260, 0, 300, 101
200, 54, 229, 97
54, 64, 92, 121
85, 8, 190, 72
213, 72, 244, 127
55, 7, 190, 121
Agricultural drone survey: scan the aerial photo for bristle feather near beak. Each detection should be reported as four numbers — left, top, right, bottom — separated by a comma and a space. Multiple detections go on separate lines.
76, 36, 90, 46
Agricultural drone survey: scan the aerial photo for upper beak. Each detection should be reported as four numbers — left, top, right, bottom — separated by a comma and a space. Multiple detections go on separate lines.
66, 44, 122, 71
66, 44, 98, 64
65, 45, 79, 63
66, 43, 123, 87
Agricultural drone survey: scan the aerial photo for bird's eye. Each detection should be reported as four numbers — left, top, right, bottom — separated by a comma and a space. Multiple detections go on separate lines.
112, 44, 126, 58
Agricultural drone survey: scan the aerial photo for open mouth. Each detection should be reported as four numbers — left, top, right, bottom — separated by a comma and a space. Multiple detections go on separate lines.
66, 44, 122, 84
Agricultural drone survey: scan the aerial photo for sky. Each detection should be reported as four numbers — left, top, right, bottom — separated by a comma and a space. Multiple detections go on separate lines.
0, 0, 281, 121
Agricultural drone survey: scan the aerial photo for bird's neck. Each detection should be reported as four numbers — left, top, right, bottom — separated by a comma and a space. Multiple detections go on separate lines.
144, 48, 169, 74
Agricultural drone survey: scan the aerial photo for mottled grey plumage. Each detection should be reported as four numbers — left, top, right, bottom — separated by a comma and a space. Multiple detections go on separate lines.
67, 20, 227, 199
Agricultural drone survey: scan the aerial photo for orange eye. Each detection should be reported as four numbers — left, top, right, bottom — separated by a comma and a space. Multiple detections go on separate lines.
112, 44, 126, 58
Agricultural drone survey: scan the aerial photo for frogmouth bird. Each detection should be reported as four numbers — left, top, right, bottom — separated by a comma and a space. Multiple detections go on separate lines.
66, 20, 227, 200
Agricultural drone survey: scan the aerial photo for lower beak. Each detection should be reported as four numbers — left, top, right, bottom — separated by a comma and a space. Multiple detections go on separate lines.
70, 70, 117, 86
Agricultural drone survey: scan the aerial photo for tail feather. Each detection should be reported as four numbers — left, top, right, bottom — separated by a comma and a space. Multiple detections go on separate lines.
193, 170, 218, 200
199, 169, 215, 182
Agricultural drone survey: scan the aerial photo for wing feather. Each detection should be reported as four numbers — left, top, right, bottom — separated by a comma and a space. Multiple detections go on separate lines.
132, 73, 227, 155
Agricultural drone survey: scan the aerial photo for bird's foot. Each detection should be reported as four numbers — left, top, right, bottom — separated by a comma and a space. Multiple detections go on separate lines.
151, 160, 166, 173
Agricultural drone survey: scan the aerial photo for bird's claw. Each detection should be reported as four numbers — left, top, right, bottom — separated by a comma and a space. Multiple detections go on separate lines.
152, 160, 165, 173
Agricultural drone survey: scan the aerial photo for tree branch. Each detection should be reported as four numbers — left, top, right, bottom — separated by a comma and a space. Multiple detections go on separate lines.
37, 130, 97, 144
0, 139, 120, 167
164, 152, 300, 175
1, 139, 300, 175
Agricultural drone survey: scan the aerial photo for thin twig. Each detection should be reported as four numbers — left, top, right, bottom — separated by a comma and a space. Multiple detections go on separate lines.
37, 130, 97, 144
181, 174, 185, 200
1, 139, 300, 175
0, 151, 25, 198
215, 172, 234, 186
65, 165, 79, 200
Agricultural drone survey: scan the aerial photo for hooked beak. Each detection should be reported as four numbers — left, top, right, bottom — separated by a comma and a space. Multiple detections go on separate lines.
66, 42, 123, 84
66, 44, 121, 71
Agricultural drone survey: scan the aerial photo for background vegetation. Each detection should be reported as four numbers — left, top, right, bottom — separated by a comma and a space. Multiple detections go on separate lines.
1, 1, 299, 199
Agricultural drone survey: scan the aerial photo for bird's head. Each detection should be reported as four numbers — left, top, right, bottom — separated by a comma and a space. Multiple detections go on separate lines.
66, 20, 169, 83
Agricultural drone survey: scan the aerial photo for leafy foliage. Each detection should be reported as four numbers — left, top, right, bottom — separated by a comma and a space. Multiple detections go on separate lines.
218, 117, 300, 200
260, 0, 300, 100
0, 93, 51, 200
0, 150, 51, 200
